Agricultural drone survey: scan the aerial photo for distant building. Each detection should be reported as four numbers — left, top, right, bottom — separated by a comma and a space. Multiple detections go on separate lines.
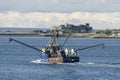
59, 23, 93, 33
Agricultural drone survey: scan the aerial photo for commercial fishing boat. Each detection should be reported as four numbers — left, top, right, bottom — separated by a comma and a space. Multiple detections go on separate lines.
9, 28, 104, 64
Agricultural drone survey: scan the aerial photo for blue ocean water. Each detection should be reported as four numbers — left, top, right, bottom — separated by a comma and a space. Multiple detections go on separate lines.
0, 36, 120, 80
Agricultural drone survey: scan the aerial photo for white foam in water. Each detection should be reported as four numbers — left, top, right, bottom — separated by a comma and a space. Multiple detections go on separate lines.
31, 59, 120, 68
31, 59, 50, 64
77, 62, 120, 68
87, 62, 95, 64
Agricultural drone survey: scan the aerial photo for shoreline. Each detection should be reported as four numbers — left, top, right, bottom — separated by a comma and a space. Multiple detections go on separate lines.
0, 32, 120, 38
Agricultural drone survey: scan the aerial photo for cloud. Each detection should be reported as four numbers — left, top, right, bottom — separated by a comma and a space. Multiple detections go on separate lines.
0, 0, 120, 12
0, 11, 120, 29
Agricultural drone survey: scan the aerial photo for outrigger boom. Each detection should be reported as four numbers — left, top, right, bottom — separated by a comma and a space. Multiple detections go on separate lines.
9, 38, 42, 52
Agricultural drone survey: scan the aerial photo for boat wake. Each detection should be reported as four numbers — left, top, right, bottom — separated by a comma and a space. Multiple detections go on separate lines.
30, 59, 50, 64
77, 62, 120, 68
31, 59, 120, 68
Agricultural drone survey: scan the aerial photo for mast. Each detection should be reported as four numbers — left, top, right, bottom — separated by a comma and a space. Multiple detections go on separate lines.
47, 26, 60, 47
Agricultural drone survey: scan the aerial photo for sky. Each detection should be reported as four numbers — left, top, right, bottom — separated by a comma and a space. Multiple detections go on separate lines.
0, 0, 120, 29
